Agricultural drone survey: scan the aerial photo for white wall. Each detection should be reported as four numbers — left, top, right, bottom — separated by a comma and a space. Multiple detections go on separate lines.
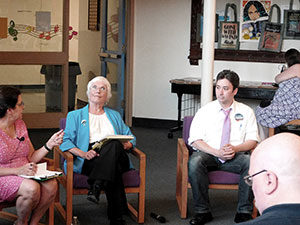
75, 1, 101, 102
133, 0, 300, 120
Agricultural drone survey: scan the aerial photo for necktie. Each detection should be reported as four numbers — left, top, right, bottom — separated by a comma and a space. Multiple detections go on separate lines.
219, 108, 231, 163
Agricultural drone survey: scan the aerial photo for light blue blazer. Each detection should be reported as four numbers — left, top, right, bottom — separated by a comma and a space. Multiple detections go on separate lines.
60, 105, 136, 173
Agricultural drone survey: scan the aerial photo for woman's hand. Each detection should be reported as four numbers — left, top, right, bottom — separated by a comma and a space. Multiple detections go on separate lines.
17, 162, 37, 176
123, 141, 133, 150
84, 150, 99, 160
46, 129, 64, 149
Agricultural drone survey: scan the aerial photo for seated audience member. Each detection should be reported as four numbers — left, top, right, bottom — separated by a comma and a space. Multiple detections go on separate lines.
188, 70, 259, 225
240, 132, 300, 225
60, 76, 136, 225
256, 48, 300, 138
0, 86, 64, 225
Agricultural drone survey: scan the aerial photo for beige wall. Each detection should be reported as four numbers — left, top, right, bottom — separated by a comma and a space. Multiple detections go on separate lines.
133, 0, 300, 120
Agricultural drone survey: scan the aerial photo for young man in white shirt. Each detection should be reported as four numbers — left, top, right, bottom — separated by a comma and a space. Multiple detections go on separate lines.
188, 70, 259, 225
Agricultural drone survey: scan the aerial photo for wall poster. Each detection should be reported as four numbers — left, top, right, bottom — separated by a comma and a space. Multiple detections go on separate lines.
240, 0, 272, 42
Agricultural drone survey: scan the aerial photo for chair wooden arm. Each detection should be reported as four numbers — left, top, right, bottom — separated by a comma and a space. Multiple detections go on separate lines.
53, 146, 74, 171
53, 146, 74, 190
178, 138, 189, 160
130, 147, 146, 161
130, 147, 146, 180
176, 138, 190, 218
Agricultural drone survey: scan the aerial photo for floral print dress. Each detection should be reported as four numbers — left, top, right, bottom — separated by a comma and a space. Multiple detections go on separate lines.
0, 119, 30, 202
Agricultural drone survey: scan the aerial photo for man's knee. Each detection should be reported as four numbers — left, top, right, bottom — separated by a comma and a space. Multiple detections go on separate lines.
188, 153, 207, 175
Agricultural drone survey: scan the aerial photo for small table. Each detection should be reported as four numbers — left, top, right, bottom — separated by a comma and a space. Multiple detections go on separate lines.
168, 78, 278, 138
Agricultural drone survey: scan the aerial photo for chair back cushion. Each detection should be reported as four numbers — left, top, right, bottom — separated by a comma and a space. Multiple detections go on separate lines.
59, 118, 141, 189
183, 116, 194, 144
60, 118, 67, 130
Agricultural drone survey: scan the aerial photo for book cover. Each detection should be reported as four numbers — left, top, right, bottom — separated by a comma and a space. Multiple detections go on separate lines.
20, 162, 62, 181
92, 135, 134, 150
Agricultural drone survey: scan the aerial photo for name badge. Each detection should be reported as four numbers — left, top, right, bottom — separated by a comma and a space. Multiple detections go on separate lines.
235, 113, 244, 121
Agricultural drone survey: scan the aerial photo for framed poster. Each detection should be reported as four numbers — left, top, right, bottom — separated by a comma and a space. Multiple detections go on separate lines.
240, 0, 272, 42
283, 10, 300, 39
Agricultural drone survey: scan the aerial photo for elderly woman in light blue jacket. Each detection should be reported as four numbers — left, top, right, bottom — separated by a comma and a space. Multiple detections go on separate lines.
60, 76, 136, 225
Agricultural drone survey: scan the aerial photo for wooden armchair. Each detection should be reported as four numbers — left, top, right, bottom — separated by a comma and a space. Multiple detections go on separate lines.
269, 119, 300, 136
0, 158, 55, 225
53, 118, 146, 225
176, 116, 257, 219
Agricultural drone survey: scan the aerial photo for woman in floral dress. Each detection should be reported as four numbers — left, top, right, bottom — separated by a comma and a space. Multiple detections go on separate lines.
0, 86, 64, 225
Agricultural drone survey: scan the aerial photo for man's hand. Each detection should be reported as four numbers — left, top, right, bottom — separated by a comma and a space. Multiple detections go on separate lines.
84, 150, 99, 160
218, 144, 235, 161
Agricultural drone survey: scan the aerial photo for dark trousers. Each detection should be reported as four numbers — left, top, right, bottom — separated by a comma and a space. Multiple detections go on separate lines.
188, 151, 253, 214
82, 140, 130, 219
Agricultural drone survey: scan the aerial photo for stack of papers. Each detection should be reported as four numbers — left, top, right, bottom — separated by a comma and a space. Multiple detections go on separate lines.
20, 162, 62, 181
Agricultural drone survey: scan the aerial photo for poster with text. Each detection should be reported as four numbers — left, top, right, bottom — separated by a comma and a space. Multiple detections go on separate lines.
218, 22, 239, 50
240, 0, 271, 42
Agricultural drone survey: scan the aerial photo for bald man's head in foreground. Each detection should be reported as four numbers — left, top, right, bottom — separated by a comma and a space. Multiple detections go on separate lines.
248, 132, 300, 214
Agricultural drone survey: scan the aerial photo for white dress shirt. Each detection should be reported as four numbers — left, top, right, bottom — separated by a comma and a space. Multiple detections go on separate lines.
188, 100, 259, 150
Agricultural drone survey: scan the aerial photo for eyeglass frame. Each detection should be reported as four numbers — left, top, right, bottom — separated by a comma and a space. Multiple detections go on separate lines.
16, 101, 24, 107
243, 169, 267, 186
90, 84, 107, 92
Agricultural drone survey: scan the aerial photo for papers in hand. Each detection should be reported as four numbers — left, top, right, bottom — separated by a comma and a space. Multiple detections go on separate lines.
92, 135, 134, 150
20, 162, 62, 181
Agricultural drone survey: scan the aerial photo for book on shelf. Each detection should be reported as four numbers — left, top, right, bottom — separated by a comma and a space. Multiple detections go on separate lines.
92, 135, 134, 150
20, 162, 62, 181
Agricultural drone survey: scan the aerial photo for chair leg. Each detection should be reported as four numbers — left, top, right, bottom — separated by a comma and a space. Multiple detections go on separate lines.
138, 192, 145, 223
47, 202, 54, 225
176, 142, 188, 219
66, 188, 73, 225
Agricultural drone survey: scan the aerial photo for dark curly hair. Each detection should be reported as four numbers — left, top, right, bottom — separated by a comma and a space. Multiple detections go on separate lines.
0, 86, 21, 118
216, 70, 240, 90
243, 1, 268, 21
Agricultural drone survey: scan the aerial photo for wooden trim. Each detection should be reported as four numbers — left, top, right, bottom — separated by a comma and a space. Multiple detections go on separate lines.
23, 113, 66, 129
88, 0, 100, 31
0, 52, 68, 65
125, 0, 135, 126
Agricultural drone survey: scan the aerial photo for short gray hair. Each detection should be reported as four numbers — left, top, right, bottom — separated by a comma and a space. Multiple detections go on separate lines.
86, 76, 112, 103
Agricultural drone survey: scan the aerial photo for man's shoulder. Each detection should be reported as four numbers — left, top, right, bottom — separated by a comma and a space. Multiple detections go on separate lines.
233, 101, 254, 112
198, 100, 218, 111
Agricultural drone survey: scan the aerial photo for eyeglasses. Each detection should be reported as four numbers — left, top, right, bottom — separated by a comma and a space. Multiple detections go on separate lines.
16, 101, 24, 107
243, 169, 267, 186
91, 85, 106, 92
